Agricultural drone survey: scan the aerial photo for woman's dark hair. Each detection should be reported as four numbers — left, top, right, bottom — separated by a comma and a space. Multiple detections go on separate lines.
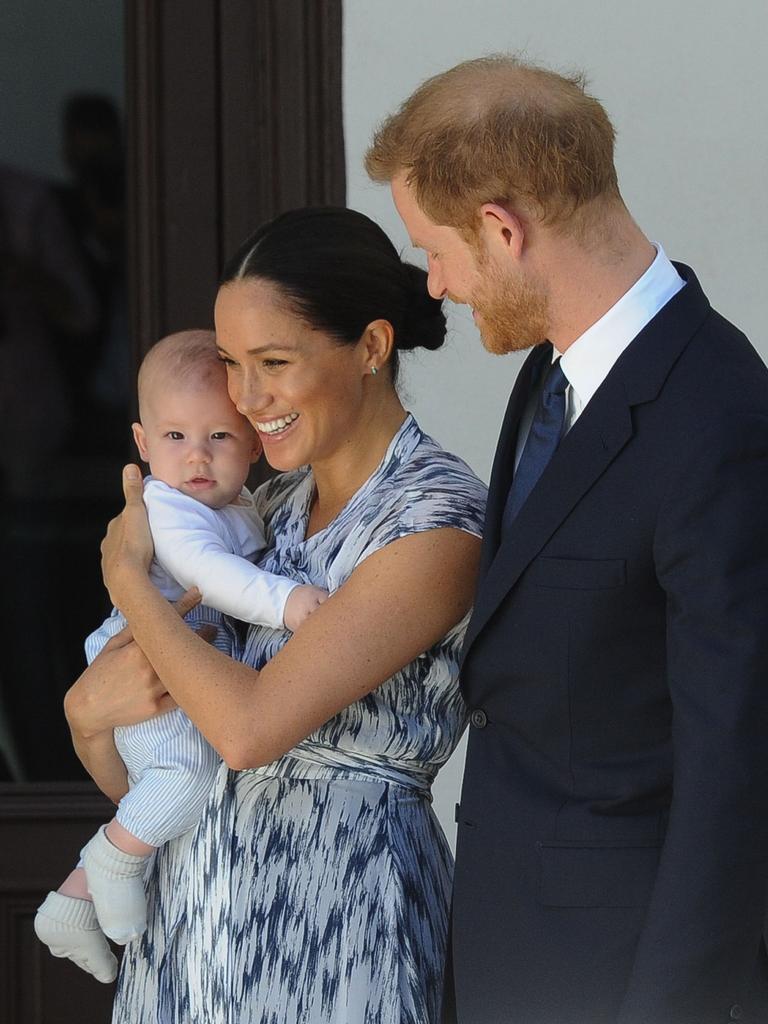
220, 207, 446, 382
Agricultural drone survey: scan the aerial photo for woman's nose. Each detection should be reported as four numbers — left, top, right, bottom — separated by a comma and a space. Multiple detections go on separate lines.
233, 375, 269, 418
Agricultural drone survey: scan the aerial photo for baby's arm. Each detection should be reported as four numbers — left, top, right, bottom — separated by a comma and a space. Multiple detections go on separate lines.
147, 484, 326, 631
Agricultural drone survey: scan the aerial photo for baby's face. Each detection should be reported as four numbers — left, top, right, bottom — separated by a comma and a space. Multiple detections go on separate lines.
133, 379, 262, 508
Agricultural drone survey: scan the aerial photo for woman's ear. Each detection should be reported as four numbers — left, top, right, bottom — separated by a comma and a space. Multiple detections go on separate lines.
361, 319, 395, 376
131, 422, 151, 463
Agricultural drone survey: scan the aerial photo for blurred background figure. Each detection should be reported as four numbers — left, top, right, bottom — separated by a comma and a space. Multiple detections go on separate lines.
0, 161, 92, 495
54, 93, 129, 450
0, 94, 127, 781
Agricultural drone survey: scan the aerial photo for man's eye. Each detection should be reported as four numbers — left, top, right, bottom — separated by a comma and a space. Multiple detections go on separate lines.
211, 432, 230, 440
217, 355, 236, 366
166, 431, 184, 440
263, 359, 287, 369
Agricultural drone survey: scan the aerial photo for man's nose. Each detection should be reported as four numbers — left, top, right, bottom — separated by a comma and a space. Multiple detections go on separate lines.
426, 256, 446, 300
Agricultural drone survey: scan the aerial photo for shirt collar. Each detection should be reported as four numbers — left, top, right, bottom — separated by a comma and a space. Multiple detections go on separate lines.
555, 244, 685, 408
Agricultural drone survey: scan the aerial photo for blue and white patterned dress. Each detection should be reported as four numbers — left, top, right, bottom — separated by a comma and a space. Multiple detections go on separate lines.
113, 414, 486, 1024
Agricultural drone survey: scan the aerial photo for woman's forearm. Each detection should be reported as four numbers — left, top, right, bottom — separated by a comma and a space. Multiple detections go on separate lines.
109, 529, 482, 773
115, 567, 265, 763
68, 723, 129, 805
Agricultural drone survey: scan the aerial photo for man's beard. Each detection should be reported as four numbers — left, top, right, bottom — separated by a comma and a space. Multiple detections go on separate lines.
468, 258, 550, 355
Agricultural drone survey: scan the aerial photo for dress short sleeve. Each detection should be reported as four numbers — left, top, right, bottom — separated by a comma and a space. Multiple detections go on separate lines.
354, 436, 486, 565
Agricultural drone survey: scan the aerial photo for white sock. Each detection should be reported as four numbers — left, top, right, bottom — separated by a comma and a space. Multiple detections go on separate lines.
81, 825, 149, 944
34, 891, 118, 984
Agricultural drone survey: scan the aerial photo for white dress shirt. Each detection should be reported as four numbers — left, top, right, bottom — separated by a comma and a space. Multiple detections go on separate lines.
515, 245, 684, 467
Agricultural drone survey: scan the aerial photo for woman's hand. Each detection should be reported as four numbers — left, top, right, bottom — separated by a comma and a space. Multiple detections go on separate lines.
100, 465, 154, 606
64, 589, 202, 739
63, 629, 170, 803
65, 629, 176, 739
65, 589, 206, 802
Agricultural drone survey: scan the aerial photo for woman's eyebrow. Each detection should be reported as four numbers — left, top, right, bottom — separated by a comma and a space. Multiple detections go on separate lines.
216, 343, 298, 357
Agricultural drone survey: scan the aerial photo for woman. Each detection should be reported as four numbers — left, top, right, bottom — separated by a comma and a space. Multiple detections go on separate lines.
66, 208, 486, 1023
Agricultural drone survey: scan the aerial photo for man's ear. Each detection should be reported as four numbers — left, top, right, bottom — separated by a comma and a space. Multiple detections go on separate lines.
131, 422, 150, 462
479, 202, 526, 260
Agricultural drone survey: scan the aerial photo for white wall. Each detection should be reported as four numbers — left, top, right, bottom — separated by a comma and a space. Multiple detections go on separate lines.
344, 0, 768, 849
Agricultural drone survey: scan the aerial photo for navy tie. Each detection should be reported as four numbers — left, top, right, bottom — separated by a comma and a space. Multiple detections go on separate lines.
503, 358, 569, 531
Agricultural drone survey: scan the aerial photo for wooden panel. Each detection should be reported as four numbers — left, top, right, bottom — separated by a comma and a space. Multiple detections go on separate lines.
127, 0, 345, 359
0, 784, 118, 1024
219, 0, 345, 256
125, 0, 222, 354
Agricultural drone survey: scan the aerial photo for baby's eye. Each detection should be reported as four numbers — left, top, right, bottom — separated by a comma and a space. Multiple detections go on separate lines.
211, 432, 231, 440
166, 431, 184, 440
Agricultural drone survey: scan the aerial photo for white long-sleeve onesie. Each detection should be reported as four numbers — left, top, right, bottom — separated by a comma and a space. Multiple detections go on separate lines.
84, 478, 298, 847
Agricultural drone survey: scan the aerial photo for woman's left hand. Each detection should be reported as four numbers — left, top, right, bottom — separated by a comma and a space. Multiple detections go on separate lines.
101, 465, 154, 604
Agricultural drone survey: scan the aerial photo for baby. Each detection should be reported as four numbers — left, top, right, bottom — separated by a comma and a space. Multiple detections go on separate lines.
34, 330, 327, 982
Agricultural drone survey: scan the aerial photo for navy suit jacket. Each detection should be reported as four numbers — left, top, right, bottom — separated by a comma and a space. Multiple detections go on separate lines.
449, 265, 768, 1024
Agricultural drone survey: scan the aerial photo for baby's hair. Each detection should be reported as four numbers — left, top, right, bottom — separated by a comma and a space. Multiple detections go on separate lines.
137, 330, 224, 418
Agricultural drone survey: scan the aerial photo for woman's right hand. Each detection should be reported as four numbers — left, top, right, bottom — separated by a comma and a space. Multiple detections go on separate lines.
64, 589, 202, 739
64, 629, 177, 739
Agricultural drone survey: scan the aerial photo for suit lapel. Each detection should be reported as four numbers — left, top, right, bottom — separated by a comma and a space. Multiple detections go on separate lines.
479, 344, 551, 578
463, 378, 634, 660
462, 262, 712, 665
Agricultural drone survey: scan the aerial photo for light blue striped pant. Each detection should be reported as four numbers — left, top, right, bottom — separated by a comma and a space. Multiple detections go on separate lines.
84, 606, 232, 846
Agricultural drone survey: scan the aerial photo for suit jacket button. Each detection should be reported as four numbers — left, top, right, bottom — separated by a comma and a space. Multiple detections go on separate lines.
470, 709, 488, 729
729, 1006, 744, 1020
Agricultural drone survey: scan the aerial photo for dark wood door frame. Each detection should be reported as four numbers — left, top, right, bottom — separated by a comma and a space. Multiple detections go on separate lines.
0, 784, 119, 1023
126, 0, 345, 360
1, 2, 343, 1019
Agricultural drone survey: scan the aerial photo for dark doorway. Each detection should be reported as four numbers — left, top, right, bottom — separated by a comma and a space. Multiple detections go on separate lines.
0, 2, 344, 1019
0, 5, 128, 785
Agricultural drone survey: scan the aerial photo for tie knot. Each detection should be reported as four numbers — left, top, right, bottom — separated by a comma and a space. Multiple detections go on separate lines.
543, 359, 568, 397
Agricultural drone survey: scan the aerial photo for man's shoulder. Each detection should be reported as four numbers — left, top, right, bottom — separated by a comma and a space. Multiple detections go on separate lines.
635, 304, 768, 474
622, 267, 767, 415
674, 305, 767, 408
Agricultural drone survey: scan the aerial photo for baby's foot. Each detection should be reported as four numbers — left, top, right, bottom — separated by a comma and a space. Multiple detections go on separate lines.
34, 891, 117, 984
81, 825, 149, 944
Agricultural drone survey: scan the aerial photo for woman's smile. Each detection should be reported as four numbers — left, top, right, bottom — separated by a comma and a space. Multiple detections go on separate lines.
215, 279, 371, 473
254, 411, 300, 437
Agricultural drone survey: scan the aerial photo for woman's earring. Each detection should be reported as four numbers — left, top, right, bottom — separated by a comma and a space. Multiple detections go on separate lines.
370, 366, 378, 376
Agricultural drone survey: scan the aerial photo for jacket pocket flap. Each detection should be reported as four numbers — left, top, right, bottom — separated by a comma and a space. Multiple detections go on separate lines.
538, 842, 660, 908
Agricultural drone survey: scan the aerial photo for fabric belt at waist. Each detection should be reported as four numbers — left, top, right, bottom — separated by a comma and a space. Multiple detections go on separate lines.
240, 741, 436, 796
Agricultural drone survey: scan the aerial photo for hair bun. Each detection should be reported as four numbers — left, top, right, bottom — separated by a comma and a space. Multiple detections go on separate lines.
397, 262, 447, 352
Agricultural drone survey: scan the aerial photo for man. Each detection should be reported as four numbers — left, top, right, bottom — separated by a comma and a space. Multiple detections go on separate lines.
366, 56, 768, 1024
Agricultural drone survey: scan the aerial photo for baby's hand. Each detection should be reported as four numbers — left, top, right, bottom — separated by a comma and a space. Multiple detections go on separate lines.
283, 584, 329, 632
